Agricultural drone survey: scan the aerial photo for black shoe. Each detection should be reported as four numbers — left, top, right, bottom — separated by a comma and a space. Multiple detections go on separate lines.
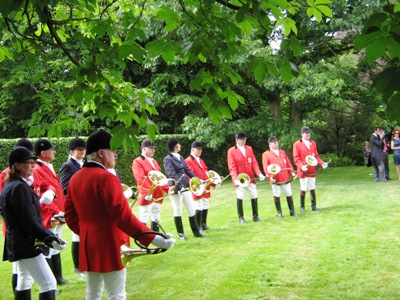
290, 211, 299, 217
277, 212, 283, 218
253, 215, 261, 222
239, 216, 246, 224
178, 233, 188, 241
300, 207, 306, 214
312, 207, 322, 212
193, 230, 207, 238
202, 224, 212, 230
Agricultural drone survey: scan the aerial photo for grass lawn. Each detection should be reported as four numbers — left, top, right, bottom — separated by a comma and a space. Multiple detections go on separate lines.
1, 164, 399, 299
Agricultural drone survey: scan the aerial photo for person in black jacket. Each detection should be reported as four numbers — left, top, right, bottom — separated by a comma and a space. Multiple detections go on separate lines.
0, 147, 66, 300
59, 137, 86, 276
163, 138, 206, 241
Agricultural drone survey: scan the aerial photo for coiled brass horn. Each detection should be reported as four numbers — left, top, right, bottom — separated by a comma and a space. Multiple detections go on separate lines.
189, 177, 206, 196
147, 170, 179, 198
207, 170, 222, 185
122, 184, 138, 199
305, 155, 318, 166
237, 173, 251, 187
267, 164, 281, 175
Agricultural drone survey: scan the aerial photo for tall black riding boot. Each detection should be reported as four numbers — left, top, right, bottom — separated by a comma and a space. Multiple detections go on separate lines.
174, 216, 187, 241
51, 253, 68, 285
189, 215, 206, 237
15, 289, 31, 300
72, 241, 80, 271
300, 191, 306, 214
287, 196, 299, 217
274, 197, 283, 218
237, 198, 245, 224
39, 290, 56, 300
12, 273, 18, 295
151, 221, 160, 232
202, 209, 212, 230
251, 198, 261, 222
195, 210, 203, 230
310, 189, 322, 212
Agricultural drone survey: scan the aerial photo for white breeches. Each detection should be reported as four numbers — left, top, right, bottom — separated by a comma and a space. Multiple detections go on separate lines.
236, 183, 258, 199
16, 254, 56, 292
170, 191, 195, 217
86, 269, 126, 300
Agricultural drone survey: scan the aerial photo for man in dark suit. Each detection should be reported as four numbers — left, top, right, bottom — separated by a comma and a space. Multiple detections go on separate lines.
370, 127, 385, 182
59, 137, 86, 276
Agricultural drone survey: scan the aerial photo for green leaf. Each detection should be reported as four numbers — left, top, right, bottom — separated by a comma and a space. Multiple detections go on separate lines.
315, 0, 332, 4
280, 60, 294, 83
161, 43, 175, 63
155, 6, 179, 32
254, 62, 267, 83
316, 5, 332, 18
366, 36, 386, 65
236, 3, 249, 23
145, 40, 165, 58
386, 93, 400, 121
0, 0, 24, 17
387, 35, 400, 60
218, 102, 232, 119
354, 31, 380, 51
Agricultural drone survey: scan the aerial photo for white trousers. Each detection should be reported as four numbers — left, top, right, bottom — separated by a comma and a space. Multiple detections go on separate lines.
16, 254, 57, 292
236, 183, 258, 199
271, 183, 293, 197
86, 269, 126, 300
170, 191, 195, 217
299, 177, 316, 191
193, 198, 210, 210
138, 202, 161, 224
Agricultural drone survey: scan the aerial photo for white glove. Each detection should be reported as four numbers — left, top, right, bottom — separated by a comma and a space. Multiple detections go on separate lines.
144, 194, 153, 201
234, 179, 240, 186
152, 235, 175, 249
39, 190, 55, 205
51, 237, 67, 251
168, 187, 174, 194
301, 165, 308, 172
292, 173, 297, 180
323, 162, 329, 169
259, 174, 265, 181
270, 177, 276, 184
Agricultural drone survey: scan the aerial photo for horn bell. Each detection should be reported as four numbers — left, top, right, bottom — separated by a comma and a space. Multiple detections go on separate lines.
190, 177, 205, 196
237, 173, 250, 187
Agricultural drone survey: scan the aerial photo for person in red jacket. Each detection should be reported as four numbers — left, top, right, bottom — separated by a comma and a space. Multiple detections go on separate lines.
185, 141, 214, 231
33, 139, 67, 285
227, 132, 265, 223
292, 126, 328, 213
65, 130, 174, 299
262, 136, 299, 218
132, 139, 170, 232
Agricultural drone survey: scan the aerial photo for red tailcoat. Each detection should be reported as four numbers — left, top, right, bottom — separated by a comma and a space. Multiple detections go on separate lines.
262, 150, 293, 184
33, 162, 64, 228
0, 167, 8, 192
1, 167, 8, 236
292, 139, 324, 178
185, 155, 211, 200
65, 163, 154, 272
227, 145, 262, 186
132, 156, 169, 205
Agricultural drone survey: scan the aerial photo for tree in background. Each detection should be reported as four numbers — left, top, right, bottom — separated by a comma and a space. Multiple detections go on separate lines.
0, 0, 332, 151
